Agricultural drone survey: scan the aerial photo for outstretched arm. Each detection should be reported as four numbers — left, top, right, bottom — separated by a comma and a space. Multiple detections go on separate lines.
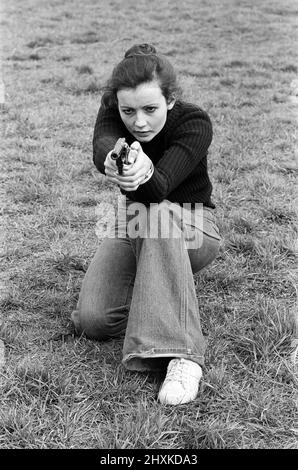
92, 105, 126, 174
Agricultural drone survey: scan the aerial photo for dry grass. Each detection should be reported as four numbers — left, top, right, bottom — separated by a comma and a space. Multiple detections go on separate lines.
1, 0, 297, 449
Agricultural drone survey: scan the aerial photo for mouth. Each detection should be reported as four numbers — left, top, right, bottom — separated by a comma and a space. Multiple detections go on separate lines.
134, 130, 152, 136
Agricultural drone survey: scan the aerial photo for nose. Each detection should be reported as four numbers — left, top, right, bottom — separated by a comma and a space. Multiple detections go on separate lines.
134, 112, 147, 129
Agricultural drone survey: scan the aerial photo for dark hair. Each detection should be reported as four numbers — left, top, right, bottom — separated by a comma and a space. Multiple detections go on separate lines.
101, 43, 182, 108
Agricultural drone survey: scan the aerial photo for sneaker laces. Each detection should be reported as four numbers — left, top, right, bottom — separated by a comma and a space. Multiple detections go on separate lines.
164, 359, 198, 386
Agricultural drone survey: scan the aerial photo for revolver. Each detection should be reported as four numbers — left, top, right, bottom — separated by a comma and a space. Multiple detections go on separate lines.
110, 138, 131, 175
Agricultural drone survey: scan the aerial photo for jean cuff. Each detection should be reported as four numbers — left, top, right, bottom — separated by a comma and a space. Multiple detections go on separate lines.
122, 349, 204, 371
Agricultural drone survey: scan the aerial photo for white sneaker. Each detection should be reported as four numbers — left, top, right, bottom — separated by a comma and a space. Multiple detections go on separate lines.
158, 358, 202, 405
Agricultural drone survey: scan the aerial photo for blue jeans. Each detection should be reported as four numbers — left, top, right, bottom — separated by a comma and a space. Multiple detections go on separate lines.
71, 199, 221, 371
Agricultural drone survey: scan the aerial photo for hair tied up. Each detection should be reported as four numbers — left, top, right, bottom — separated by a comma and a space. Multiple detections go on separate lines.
124, 43, 157, 59
101, 42, 182, 109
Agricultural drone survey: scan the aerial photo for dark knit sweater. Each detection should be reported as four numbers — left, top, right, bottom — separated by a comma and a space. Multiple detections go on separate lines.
93, 100, 215, 208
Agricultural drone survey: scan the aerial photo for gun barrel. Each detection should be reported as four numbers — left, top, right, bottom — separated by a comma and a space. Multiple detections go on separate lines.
111, 138, 126, 160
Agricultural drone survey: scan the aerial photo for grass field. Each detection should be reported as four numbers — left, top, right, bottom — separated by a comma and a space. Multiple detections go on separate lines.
1, 0, 297, 449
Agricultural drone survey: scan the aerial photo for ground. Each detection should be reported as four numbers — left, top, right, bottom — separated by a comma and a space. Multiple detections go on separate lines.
0, 0, 297, 449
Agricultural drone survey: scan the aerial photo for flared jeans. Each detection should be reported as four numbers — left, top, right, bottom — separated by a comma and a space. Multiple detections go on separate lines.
71, 198, 221, 371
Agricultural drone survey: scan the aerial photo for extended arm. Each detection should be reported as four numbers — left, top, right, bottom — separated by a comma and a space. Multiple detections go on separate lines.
92, 106, 126, 174
129, 110, 213, 202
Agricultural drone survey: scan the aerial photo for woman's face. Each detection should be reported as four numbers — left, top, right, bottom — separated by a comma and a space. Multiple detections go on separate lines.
117, 80, 175, 142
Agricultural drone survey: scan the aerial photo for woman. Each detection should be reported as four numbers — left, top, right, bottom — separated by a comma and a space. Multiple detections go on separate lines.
71, 43, 221, 405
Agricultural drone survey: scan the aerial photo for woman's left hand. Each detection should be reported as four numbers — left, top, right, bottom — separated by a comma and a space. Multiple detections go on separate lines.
115, 142, 153, 191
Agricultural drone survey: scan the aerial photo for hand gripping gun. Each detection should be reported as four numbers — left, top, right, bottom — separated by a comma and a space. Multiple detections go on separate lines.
110, 138, 131, 175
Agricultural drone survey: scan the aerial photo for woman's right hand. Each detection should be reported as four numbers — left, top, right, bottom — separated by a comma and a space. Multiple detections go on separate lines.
104, 143, 150, 190
104, 146, 138, 186
104, 150, 119, 185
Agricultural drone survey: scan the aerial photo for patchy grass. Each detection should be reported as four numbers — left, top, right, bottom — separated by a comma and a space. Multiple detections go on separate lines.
1, 0, 297, 450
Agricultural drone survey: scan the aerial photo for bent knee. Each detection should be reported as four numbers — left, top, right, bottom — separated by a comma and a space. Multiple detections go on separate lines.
188, 237, 220, 274
71, 308, 111, 340
71, 307, 127, 340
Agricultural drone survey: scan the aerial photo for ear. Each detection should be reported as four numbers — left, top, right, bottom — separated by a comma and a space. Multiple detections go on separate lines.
167, 97, 176, 110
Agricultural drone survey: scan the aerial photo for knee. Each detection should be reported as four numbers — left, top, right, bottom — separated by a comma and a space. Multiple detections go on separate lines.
71, 308, 111, 341
188, 238, 220, 274
71, 304, 128, 340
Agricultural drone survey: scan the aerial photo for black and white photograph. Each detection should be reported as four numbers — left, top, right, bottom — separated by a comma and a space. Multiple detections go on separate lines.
1, 0, 297, 453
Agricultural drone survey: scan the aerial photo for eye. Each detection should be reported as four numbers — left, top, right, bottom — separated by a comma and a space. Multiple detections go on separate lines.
121, 109, 134, 116
145, 106, 157, 113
